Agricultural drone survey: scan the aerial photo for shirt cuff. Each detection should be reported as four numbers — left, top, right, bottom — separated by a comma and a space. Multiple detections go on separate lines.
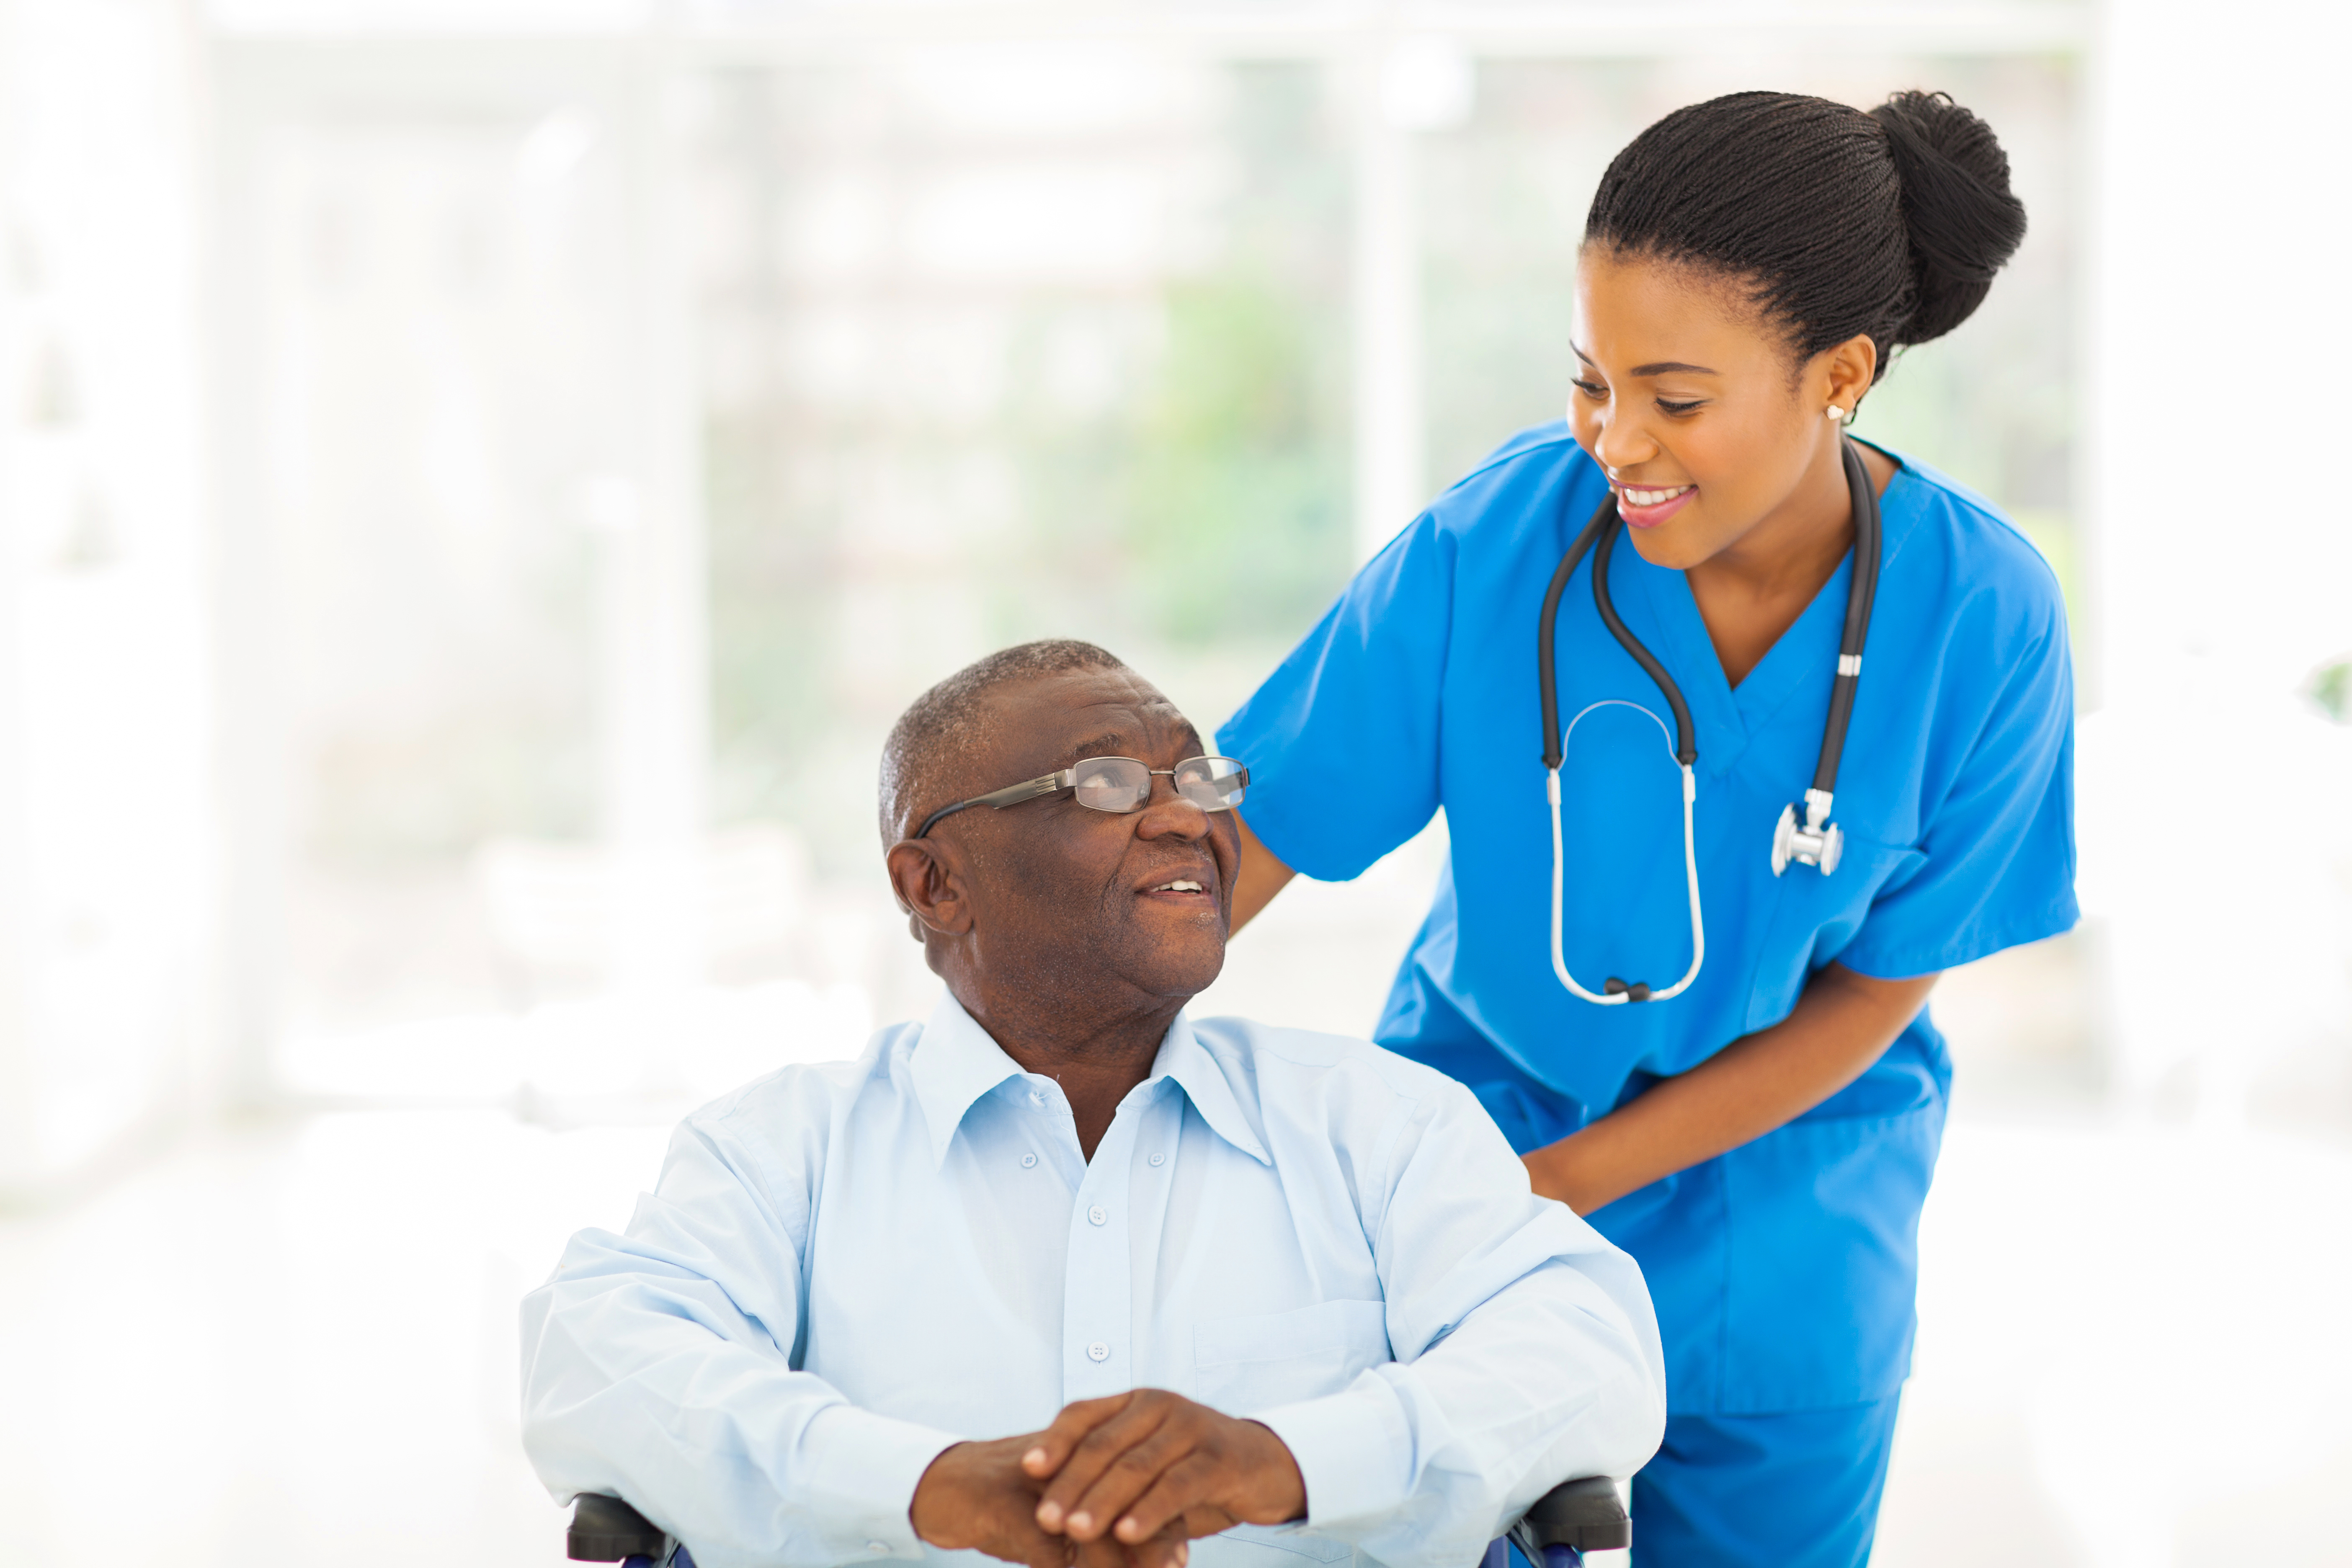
799, 1403, 962, 1560
1251, 1374, 1413, 1530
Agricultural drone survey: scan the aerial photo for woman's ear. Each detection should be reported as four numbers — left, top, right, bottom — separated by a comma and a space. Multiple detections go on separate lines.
1821, 333, 1881, 420
887, 838, 975, 938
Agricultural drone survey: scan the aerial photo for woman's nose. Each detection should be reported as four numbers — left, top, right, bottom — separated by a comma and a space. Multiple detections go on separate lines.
1591, 409, 1656, 472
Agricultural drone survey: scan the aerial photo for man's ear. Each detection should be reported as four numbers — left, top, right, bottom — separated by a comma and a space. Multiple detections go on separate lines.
887, 838, 976, 939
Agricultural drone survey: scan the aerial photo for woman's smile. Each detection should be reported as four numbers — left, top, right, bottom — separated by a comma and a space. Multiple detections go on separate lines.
1612, 481, 1699, 529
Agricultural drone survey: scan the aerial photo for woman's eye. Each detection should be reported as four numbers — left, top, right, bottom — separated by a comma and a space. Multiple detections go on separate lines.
1656, 398, 1704, 416
1572, 379, 1609, 400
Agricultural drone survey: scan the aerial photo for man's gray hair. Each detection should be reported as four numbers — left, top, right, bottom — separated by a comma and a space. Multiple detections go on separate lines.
878, 640, 1130, 845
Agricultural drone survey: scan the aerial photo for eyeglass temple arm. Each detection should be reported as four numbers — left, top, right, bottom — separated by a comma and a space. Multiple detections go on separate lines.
972, 772, 1071, 809
914, 771, 1071, 838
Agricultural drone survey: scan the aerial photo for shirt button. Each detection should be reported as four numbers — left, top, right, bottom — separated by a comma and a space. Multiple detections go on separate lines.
1148, 1152, 1166, 1167
1021, 1153, 1038, 1168
1087, 1341, 1110, 1362
866, 1543, 890, 1555
1088, 1204, 1107, 1225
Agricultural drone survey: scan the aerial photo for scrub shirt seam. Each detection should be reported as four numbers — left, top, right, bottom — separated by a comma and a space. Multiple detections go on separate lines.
1714, 1161, 1733, 1416
1222, 521, 1461, 887
1434, 430, 1583, 506
1233, 430, 1586, 885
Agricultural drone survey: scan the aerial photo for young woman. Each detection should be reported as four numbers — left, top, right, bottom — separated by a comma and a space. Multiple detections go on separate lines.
1217, 91, 2074, 1566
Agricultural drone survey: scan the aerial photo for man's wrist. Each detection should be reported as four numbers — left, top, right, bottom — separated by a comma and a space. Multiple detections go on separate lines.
1238, 1420, 1308, 1524
907, 1441, 967, 1545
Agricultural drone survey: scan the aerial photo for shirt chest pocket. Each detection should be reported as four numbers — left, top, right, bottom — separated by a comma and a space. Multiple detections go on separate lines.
1742, 831, 1925, 1032
1191, 1299, 1392, 1417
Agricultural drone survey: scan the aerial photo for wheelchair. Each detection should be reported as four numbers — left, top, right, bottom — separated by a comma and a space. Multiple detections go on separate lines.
568, 1473, 1630, 1568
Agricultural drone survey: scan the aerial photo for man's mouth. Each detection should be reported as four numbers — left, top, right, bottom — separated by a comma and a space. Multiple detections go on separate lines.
1149, 879, 1206, 894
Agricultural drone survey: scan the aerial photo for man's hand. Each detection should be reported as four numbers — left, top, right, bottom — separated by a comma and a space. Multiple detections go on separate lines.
911, 1434, 1191, 1568
1021, 1390, 1307, 1551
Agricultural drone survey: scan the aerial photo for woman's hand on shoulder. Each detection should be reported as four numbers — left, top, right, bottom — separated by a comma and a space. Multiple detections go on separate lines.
1226, 813, 1298, 934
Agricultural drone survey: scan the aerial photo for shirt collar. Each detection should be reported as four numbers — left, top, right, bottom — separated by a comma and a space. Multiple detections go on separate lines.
910, 992, 1031, 1168
1151, 1012, 1272, 1166
909, 993, 1271, 1168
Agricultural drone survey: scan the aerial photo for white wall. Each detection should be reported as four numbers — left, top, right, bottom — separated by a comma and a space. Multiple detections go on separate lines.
2084, 0, 2352, 1117
0, 0, 214, 1200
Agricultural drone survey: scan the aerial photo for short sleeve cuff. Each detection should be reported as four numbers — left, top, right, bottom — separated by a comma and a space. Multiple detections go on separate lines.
1838, 893, 2080, 980
1251, 1374, 1413, 1530
799, 1404, 962, 1559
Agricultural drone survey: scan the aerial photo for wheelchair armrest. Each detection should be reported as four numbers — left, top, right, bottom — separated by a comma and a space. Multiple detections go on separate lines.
1508, 1475, 1630, 1555
568, 1493, 670, 1562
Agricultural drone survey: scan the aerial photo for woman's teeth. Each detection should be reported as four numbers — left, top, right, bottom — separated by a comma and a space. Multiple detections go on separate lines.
1621, 485, 1692, 507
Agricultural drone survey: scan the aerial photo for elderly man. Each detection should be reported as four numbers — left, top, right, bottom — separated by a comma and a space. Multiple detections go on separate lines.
521, 641, 1665, 1568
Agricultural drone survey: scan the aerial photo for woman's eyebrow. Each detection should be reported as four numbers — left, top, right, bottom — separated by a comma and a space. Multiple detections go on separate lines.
1568, 341, 1720, 377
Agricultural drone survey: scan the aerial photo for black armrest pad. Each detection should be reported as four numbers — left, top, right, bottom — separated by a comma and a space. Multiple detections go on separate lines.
569, 1493, 670, 1562
1510, 1475, 1630, 1554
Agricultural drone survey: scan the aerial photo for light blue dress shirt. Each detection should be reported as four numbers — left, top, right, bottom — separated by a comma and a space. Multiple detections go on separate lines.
521, 993, 1666, 1568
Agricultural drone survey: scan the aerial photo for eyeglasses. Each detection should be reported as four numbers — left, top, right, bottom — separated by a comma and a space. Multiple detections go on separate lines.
913, 755, 1249, 840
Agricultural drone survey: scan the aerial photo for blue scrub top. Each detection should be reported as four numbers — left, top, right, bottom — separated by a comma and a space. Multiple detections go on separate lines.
1218, 423, 2077, 1417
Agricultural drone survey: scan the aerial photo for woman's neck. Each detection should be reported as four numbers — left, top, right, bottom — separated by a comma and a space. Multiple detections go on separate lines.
1684, 439, 1894, 688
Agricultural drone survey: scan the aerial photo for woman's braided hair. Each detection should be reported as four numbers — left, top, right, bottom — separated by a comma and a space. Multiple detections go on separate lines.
1585, 90, 2027, 382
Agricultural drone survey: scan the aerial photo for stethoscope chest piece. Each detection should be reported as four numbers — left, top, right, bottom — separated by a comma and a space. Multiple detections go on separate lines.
1771, 792, 1844, 877
1764, 438, 1883, 880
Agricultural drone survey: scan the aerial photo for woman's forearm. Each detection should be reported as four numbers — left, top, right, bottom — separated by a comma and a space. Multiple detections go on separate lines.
1525, 962, 1939, 1214
1228, 813, 1298, 934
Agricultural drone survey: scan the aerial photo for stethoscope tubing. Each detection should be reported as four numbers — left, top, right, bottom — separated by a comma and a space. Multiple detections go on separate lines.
1811, 440, 1883, 798
1539, 437, 1882, 1005
1547, 704, 1705, 1006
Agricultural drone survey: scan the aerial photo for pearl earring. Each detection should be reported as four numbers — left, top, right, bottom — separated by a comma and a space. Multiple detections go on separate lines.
1826, 405, 1845, 422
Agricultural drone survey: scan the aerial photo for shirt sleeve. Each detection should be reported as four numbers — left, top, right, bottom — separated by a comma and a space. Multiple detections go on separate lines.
1838, 571, 2080, 979
1216, 511, 1458, 882
1249, 1078, 1667, 1567
520, 1117, 960, 1568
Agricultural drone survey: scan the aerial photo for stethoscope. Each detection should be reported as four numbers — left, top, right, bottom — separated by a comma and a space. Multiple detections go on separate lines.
1536, 437, 1883, 1006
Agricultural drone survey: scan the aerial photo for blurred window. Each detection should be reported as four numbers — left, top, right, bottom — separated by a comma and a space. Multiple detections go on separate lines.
202, 23, 2086, 1101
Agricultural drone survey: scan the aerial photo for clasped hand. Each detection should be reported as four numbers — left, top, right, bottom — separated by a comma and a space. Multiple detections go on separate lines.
909, 1389, 1307, 1568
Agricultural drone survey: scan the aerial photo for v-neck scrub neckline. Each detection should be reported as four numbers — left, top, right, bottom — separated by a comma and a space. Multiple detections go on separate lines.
1635, 455, 1916, 780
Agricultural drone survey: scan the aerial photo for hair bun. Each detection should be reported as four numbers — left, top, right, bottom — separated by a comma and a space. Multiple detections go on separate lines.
1869, 90, 2027, 345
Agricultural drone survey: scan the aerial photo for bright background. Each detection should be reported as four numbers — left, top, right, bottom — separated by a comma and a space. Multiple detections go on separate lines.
2, 2, 2349, 1565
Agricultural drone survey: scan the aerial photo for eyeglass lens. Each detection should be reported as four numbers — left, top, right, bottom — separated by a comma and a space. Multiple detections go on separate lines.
1068, 756, 1246, 815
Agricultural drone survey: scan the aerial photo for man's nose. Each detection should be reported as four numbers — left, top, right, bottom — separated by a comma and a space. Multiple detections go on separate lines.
1134, 780, 1211, 840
